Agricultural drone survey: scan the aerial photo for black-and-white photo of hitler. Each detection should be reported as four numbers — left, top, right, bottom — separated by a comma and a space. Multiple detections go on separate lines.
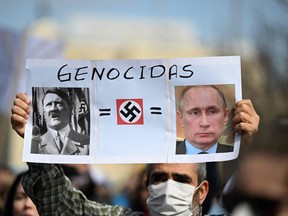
175, 84, 235, 155
31, 87, 90, 155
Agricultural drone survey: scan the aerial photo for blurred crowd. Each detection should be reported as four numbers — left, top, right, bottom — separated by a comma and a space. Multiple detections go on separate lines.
0, 163, 150, 216
1, 144, 288, 216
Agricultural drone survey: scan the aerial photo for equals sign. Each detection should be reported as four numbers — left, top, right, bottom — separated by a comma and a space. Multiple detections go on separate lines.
150, 107, 162, 115
99, 108, 111, 116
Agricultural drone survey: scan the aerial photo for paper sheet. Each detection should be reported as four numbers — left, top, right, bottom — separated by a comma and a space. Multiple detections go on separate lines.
23, 56, 241, 164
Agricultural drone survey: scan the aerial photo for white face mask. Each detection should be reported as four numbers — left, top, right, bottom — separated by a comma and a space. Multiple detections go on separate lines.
147, 179, 200, 216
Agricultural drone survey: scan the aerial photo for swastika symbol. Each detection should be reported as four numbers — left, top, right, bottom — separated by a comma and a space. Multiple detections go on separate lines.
79, 101, 87, 114
117, 99, 144, 125
120, 101, 141, 122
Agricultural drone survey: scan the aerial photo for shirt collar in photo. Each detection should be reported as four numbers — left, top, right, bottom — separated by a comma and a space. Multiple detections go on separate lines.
185, 139, 218, 154
48, 124, 70, 142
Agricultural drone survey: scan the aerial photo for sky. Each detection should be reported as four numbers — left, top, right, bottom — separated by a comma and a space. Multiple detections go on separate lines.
0, 0, 287, 79
0, 0, 287, 45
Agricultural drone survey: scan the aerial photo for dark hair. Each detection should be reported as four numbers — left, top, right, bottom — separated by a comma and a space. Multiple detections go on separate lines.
145, 163, 207, 186
178, 85, 227, 112
42, 88, 72, 112
3, 173, 23, 216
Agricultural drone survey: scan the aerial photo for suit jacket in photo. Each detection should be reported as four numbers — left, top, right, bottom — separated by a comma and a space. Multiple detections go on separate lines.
176, 140, 234, 154
37, 130, 90, 155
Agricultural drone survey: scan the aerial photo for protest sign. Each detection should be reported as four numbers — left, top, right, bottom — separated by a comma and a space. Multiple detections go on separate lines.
23, 56, 241, 163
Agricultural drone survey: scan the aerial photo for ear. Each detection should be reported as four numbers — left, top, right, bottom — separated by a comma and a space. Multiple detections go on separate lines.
177, 111, 184, 128
198, 180, 209, 205
223, 108, 230, 125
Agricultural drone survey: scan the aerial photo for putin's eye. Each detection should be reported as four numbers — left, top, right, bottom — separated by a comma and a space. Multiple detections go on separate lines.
188, 110, 199, 116
207, 108, 218, 115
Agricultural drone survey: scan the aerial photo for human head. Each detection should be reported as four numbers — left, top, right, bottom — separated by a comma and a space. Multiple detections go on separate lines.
146, 163, 208, 215
3, 173, 39, 216
42, 88, 71, 131
177, 85, 230, 150
0, 166, 14, 213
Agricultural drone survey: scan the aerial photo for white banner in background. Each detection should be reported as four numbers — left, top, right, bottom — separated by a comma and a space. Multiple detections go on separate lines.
23, 56, 241, 164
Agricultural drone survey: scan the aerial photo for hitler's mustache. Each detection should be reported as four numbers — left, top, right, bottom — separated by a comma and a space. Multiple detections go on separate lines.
48, 110, 61, 117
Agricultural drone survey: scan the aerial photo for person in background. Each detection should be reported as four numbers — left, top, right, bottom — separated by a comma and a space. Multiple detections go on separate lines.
129, 168, 148, 215
3, 172, 39, 216
221, 151, 288, 216
0, 166, 14, 216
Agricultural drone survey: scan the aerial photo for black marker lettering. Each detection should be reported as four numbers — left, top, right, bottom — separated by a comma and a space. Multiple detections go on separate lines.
169, 64, 178, 79
57, 64, 71, 82
92, 67, 105, 80
150, 65, 165, 78
124, 67, 134, 79
139, 65, 146, 79
107, 68, 120, 80
57, 62, 195, 82
181, 64, 194, 78
75, 66, 88, 81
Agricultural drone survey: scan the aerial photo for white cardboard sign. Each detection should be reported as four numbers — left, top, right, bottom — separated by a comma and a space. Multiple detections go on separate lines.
23, 56, 241, 164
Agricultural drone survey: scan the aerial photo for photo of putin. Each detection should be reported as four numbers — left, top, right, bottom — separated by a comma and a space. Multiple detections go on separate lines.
31, 87, 90, 155
176, 85, 235, 154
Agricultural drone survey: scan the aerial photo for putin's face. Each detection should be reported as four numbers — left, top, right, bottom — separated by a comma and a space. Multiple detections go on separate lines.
178, 86, 230, 150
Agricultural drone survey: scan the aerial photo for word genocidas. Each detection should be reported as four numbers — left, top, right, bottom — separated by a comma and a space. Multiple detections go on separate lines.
57, 63, 194, 82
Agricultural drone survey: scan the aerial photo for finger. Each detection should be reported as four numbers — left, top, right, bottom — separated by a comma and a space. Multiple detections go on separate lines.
233, 122, 258, 135
11, 104, 30, 119
11, 113, 28, 126
234, 99, 255, 117
233, 100, 260, 129
232, 111, 251, 125
233, 111, 259, 134
233, 112, 259, 126
16, 93, 30, 105
235, 99, 253, 107
13, 97, 30, 113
